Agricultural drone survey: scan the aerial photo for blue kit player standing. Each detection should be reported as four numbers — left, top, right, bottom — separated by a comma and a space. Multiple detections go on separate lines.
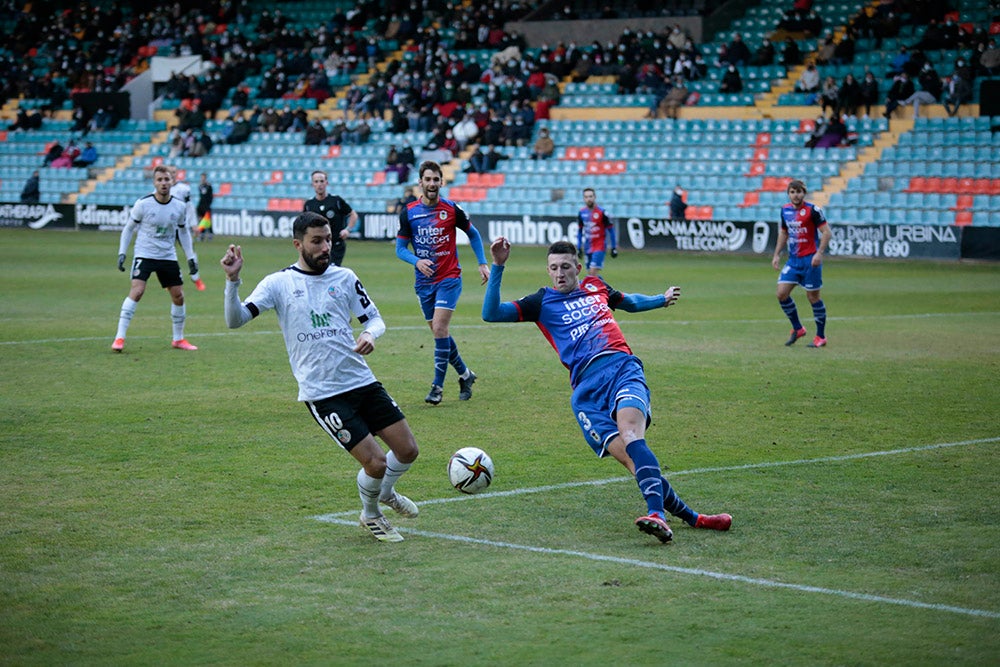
396, 160, 490, 405
482, 237, 732, 543
576, 187, 617, 276
771, 179, 832, 348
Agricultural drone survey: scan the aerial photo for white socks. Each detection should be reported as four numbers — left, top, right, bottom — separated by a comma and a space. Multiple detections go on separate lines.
116, 297, 137, 339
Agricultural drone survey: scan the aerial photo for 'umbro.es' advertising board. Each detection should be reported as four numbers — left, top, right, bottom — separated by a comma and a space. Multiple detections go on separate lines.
0, 201, 990, 261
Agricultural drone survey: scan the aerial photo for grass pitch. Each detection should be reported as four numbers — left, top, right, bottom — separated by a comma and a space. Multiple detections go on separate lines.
1, 229, 998, 665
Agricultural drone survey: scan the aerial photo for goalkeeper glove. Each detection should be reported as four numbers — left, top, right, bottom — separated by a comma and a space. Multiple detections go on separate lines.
188, 258, 199, 275
118, 254, 126, 272
610, 248, 618, 258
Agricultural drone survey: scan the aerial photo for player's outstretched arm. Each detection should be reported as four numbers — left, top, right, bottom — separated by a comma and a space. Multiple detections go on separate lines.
482, 237, 518, 323
619, 286, 680, 313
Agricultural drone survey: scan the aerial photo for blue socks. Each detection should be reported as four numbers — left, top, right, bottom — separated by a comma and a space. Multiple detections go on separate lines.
779, 297, 802, 330
447, 336, 468, 377
626, 440, 665, 517
812, 299, 826, 338
433, 337, 450, 386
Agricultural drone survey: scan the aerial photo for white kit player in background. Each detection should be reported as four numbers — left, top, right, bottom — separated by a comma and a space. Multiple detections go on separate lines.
111, 164, 200, 352
220, 211, 421, 543
168, 165, 205, 291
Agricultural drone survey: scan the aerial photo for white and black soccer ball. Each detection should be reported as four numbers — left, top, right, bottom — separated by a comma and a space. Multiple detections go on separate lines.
448, 447, 494, 494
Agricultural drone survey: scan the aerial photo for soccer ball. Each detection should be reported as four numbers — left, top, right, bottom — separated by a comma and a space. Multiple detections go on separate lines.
448, 447, 494, 494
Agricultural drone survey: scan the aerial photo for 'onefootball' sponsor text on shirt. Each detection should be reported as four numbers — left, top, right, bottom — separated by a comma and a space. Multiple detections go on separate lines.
780, 201, 827, 258
397, 197, 472, 285
242, 264, 380, 401
511, 276, 632, 387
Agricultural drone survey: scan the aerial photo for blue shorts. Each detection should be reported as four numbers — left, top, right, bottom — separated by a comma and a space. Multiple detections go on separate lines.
571, 353, 651, 458
416, 277, 462, 320
778, 253, 823, 291
586, 250, 606, 270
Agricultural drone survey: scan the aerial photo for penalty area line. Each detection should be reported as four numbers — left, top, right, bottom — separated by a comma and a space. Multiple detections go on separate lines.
313, 515, 999, 620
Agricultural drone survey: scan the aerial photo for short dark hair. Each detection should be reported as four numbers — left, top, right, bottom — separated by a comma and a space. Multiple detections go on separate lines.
293, 211, 330, 240
787, 179, 807, 192
418, 160, 442, 179
548, 241, 577, 257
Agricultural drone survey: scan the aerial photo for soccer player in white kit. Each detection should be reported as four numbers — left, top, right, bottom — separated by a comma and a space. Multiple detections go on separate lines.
168, 165, 205, 291
112, 164, 201, 352
221, 211, 420, 543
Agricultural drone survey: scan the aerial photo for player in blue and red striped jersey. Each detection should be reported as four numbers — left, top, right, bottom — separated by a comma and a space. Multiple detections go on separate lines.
771, 179, 832, 348
576, 188, 617, 276
482, 237, 732, 544
396, 160, 490, 405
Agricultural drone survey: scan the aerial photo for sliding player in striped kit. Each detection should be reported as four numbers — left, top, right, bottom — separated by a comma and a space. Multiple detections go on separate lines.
482, 238, 732, 543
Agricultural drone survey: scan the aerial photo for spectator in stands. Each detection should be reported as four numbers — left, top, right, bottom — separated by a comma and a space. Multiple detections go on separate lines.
7, 109, 35, 132
452, 114, 479, 151
883, 72, 915, 119
833, 31, 856, 66
20, 171, 40, 203
469, 144, 509, 173
752, 38, 776, 67
859, 70, 880, 118
304, 119, 327, 146
530, 127, 555, 160
978, 39, 1000, 77
42, 140, 64, 167
814, 115, 848, 148
389, 186, 418, 214
229, 115, 254, 145
345, 119, 372, 145
719, 65, 743, 94
192, 130, 213, 158
816, 35, 837, 66
655, 76, 689, 120
781, 38, 803, 67
51, 141, 80, 169
385, 145, 411, 183
836, 74, 861, 118
73, 141, 98, 168
918, 62, 943, 100
943, 75, 972, 117
820, 76, 839, 114
805, 115, 828, 148
726, 34, 751, 67
886, 46, 910, 78
794, 64, 820, 93
669, 185, 687, 220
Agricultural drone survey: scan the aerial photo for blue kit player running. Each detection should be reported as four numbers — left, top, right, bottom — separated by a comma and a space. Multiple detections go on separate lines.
482, 238, 732, 543
576, 187, 617, 277
771, 179, 832, 348
396, 160, 490, 405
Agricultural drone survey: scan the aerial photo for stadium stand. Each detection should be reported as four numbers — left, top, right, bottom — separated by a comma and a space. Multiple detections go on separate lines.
1, 0, 998, 228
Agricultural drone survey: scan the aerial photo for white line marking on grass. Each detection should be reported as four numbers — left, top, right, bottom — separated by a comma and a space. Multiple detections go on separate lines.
317, 436, 1000, 517
3, 312, 999, 346
313, 437, 1000, 619
312, 514, 1000, 620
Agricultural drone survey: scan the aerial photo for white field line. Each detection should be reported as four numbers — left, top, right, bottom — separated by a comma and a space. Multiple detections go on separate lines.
3, 311, 999, 346
314, 436, 1000, 620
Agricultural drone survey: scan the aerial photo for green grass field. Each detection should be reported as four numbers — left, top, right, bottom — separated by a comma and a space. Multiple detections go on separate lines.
2, 228, 998, 665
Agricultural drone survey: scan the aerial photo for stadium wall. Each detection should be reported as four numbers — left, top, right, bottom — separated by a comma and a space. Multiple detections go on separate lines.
3, 202, 995, 261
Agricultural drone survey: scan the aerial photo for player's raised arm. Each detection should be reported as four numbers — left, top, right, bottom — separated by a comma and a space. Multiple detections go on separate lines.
221, 245, 254, 329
